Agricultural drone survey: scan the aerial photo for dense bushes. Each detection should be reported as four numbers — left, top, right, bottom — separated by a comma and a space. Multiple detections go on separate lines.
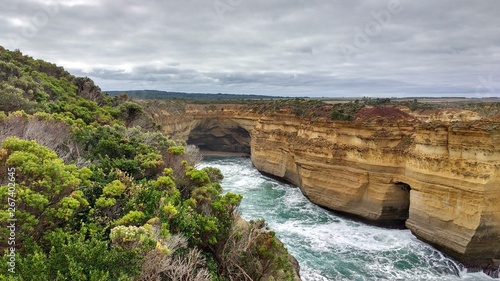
0, 134, 243, 280
0, 46, 151, 129
74, 124, 173, 180
12, 229, 142, 280
0, 46, 297, 280
0, 137, 91, 248
0, 82, 36, 113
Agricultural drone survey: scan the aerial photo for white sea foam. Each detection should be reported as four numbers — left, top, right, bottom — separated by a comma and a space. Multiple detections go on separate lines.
201, 156, 499, 281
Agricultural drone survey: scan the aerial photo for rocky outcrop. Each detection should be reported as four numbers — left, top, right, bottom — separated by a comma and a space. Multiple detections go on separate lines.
150, 104, 500, 271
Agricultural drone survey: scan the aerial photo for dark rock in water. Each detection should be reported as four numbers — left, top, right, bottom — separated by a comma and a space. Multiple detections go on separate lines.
471, 264, 500, 279
485, 267, 500, 278
430, 259, 461, 277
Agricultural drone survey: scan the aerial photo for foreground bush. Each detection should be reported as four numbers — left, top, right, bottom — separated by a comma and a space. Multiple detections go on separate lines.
0, 46, 298, 280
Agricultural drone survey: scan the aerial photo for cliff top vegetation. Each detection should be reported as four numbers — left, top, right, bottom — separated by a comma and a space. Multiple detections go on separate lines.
0, 46, 298, 281
240, 97, 500, 121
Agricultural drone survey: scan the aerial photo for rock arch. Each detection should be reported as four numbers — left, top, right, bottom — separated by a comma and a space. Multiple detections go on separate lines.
186, 118, 252, 154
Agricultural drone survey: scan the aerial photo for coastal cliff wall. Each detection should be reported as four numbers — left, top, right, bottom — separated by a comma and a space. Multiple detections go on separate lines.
250, 114, 500, 270
150, 104, 500, 270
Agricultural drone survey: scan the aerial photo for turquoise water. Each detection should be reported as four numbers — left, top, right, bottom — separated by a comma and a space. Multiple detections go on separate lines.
201, 156, 498, 281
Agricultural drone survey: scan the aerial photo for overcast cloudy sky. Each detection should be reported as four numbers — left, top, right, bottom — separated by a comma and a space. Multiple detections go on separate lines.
1, 0, 499, 97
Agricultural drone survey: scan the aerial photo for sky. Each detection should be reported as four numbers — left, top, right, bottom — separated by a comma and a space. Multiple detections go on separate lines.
1, 0, 499, 98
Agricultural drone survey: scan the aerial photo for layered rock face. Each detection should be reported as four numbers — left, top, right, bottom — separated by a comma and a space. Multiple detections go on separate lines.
151, 105, 500, 270
251, 116, 415, 223
250, 114, 500, 270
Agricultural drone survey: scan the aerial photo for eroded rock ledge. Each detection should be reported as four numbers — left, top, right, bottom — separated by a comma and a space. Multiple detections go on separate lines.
150, 104, 500, 272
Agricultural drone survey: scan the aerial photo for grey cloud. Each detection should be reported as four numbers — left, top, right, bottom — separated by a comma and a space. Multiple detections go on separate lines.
0, 0, 499, 97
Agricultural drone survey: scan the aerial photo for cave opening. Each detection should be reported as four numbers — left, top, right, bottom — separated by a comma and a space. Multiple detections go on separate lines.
187, 119, 251, 155
392, 181, 411, 223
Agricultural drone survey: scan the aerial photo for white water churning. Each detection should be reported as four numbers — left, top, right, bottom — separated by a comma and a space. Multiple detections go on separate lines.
201, 156, 497, 281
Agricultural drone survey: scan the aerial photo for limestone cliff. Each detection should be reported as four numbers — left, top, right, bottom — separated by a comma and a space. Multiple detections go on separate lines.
150, 103, 500, 271
250, 114, 500, 271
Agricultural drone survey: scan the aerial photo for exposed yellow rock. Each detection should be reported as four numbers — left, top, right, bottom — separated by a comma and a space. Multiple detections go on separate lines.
152, 104, 500, 269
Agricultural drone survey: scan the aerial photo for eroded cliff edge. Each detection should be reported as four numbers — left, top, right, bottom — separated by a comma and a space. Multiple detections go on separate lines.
148, 102, 500, 271
250, 113, 500, 271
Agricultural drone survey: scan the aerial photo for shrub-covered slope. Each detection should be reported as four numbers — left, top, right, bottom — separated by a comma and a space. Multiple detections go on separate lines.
0, 46, 299, 281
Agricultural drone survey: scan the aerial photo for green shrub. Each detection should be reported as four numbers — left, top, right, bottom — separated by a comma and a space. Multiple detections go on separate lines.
202, 167, 224, 183
115, 211, 147, 226
103, 180, 127, 197
0, 228, 142, 280
0, 137, 91, 246
0, 82, 36, 113
43, 228, 141, 280
117, 101, 143, 120
95, 197, 117, 208
109, 225, 154, 249
151, 176, 176, 192
167, 146, 185, 155
186, 169, 210, 187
